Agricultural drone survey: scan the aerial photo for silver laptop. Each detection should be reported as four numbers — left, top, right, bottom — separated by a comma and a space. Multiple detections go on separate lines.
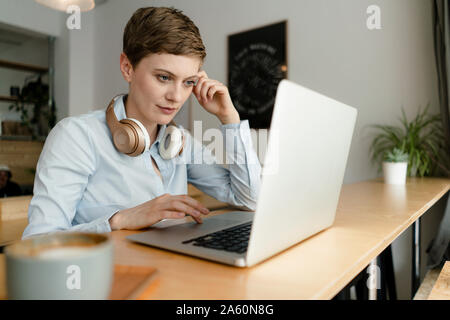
127, 79, 357, 267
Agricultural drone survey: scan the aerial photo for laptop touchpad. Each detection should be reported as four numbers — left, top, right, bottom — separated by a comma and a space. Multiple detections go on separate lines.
152, 211, 253, 229
148, 214, 253, 241
175, 217, 240, 232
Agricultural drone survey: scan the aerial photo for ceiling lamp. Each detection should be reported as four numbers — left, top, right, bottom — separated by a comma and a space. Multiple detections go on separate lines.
35, 0, 95, 12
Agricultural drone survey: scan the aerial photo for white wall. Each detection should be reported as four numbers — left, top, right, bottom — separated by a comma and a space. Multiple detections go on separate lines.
0, 0, 63, 37
66, 9, 96, 116
53, 26, 70, 120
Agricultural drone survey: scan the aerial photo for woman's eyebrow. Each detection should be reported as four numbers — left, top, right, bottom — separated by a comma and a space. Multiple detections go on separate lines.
154, 68, 198, 80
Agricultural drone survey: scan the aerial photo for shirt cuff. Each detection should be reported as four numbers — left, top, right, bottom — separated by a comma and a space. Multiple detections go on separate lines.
220, 119, 249, 130
102, 210, 120, 233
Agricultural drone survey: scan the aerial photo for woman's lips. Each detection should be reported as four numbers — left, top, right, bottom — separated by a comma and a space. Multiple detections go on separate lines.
157, 105, 176, 115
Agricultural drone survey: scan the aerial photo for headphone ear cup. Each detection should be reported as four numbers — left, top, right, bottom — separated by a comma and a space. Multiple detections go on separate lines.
111, 121, 138, 155
159, 126, 184, 160
125, 118, 150, 155
116, 119, 147, 157
106, 94, 149, 157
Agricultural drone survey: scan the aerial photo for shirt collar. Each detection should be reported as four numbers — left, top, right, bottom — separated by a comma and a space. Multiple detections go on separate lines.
113, 94, 167, 148
113, 94, 127, 121
154, 122, 167, 147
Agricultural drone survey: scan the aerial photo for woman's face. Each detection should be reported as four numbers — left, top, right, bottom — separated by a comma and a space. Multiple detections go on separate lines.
122, 53, 201, 126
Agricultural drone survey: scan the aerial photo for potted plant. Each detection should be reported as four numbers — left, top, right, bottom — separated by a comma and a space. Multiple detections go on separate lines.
382, 147, 409, 184
8, 75, 57, 140
370, 104, 446, 179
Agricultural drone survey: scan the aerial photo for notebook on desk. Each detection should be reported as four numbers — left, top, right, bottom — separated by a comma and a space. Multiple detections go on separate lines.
127, 79, 358, 267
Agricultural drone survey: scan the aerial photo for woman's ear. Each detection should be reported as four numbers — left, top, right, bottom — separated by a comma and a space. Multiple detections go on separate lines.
120, 52, 133, 83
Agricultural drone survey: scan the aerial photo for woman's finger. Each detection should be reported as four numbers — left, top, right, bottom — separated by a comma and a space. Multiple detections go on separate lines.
197, 70, 208, 79
176, 195, 210, 215
194, 76, 208, 98
170, 200, 204, 219
200, 80, 215, 102
208, 83, 227, 100
187, 213, 203, 224
171, 202, 203, 224
160, 210, 186, 220
200, 80, 223, 102
160, 209, 202, 224
207, 86, 217, 100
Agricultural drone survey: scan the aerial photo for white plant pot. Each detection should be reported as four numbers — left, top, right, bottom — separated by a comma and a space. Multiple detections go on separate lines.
382, 161, 408, 185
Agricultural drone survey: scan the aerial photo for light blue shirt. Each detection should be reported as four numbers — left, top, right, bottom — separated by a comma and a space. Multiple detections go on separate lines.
22, 96, 261, 239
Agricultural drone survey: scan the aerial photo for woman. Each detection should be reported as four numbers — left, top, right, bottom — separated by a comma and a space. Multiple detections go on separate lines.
23, 7, 261, 238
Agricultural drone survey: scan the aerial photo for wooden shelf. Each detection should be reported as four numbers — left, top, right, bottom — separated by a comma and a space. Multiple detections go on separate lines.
0, 95, 18, 103
0, 135, 45, 141
0, 59, 48, 74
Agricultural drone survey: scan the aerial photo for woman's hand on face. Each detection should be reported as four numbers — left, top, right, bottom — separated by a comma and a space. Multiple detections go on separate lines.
109, 193, 210, 230
193, 71, 240, 125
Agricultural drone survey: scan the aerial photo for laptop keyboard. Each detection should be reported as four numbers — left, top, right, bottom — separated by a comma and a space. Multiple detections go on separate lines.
182, 222, 252, 254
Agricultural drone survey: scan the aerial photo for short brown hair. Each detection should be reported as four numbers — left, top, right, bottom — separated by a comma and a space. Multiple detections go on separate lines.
123, 7, 206, 68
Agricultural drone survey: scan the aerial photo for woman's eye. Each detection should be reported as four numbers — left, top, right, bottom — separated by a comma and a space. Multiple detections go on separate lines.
185, 80, 196, 87
158, 75, 170, 81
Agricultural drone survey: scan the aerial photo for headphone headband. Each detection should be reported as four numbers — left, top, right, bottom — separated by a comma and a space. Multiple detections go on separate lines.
105, 94, 124, 132
105, 94, 184, 158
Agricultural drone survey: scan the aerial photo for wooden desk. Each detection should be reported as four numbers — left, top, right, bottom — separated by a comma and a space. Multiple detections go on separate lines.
0, 196, 31, 247
0, 219, 28, 247
109, 177, 450, 299
0, 196, 31, 221
1, 178, 449, 299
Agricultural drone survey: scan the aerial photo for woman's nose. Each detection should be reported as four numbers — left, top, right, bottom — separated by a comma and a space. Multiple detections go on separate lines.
166, 84, 183, 103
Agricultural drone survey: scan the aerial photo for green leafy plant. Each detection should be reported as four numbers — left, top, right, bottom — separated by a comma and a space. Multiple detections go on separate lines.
383, 147, 409, 163
370, 104, 446, 177
9, 75, 56, 139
